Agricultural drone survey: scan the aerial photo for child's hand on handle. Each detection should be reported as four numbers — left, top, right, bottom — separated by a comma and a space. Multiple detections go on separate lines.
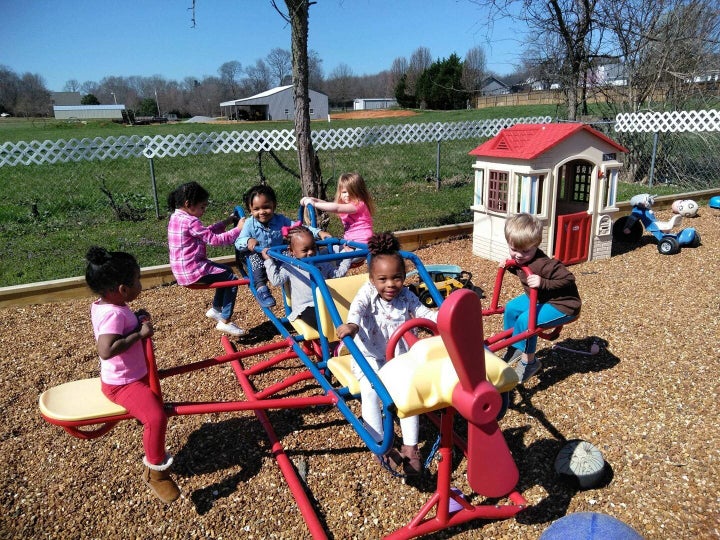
235, 216, 246, 230
336, 323, 358, 339
300, 196, 318, 207
526, 274, 541, 288
260, 247, 272, 260
135, 310, 154, 338
247, 238, 258, 252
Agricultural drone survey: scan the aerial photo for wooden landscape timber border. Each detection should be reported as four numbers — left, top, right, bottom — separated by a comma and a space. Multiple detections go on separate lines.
2, 189, 718, 308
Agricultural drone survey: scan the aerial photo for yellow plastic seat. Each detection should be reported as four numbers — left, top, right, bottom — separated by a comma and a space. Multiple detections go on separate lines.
39, 378, 127, 422
326, 354, 361, 395
378, 335, 519, 418
284, 273, 369, 342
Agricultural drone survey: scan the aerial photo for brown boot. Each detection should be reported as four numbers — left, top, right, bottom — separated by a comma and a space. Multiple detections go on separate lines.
400, 444, 422, 476
143, 456, 180, 503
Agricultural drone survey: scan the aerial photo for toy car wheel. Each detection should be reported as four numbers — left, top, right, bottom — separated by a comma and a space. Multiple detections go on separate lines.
658, 237, 680, 255
689, 231, 701, 248
418, 290, 436, 308
612, 216, 642, 243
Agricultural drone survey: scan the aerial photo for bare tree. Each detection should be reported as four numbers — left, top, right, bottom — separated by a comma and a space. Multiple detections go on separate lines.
245, 59, 273, 94
307, 49, 325, 91
461, 46, 487, 95
407, 46, 432, 94
266, 48, 293, 86
390, 56, 409, 91
63, 79, 81, 93
218, 61, 244, 97
471, 0, 600, 119
599, 0, 720, 112
272, 0, 325, 200
326, 63, 354, 108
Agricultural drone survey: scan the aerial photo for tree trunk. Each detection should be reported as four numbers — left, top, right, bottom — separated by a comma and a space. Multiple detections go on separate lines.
286, 0, 325, 200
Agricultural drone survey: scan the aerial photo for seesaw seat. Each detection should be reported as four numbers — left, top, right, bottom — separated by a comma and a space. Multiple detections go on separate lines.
284, 273, 369, 343
330, 336, 518, 417
39, 378, 126, 422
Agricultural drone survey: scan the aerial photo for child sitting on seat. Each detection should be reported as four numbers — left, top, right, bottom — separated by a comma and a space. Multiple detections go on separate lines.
300, 172, 374, 250
235, 184, 331, 308
502, 213, 582, 383
261, 225, 352, 330
336, 232, 438, 476
84, 246, 180, 503
167, 181, 245, 336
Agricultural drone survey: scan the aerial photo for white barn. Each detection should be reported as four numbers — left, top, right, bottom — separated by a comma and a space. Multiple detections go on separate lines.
220, 85, 328, 121
53, 105, 126, 120
353, 98, 398, 110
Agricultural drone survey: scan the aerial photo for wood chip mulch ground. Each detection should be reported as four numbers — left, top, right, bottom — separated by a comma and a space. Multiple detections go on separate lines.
1, 208, 719, 539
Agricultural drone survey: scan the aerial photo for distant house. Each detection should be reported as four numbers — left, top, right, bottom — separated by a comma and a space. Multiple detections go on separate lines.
51, 92, 82, 106
353, 98, 398, 110
592, 62, 627, 87
480, 77, 510, 96
220, 85, 329, 121
53, 105, 126, 120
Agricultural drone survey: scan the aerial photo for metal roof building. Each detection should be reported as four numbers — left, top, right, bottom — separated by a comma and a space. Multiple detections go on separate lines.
220, 85, 328, 121
53, 105, 126, 120
353, 98, 398, 110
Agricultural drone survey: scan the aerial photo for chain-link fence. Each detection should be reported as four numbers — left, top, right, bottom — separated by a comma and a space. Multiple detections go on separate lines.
2, 112, 718, 286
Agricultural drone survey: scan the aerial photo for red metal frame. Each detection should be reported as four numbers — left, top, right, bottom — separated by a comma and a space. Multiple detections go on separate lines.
482, 260, 572, 353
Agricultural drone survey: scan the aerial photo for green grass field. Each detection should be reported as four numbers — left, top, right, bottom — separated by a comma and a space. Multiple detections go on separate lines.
0, 106, 686, 286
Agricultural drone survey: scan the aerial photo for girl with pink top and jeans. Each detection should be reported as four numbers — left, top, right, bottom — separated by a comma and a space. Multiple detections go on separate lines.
300, 172, 374, 252
167, 181, 245, 336
85, 246, 179, 503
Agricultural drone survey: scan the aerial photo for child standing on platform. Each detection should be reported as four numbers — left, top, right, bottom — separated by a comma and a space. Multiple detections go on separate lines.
235, 184, 331, 308
167, 181, 246, 336
336, 232, 437, 476
300, 172, 374, 249
85, 246, 180, 503
502, 213, 582, 382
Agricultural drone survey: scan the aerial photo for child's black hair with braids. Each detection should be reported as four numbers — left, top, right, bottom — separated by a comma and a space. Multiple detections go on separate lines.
85, 246, 140, 296
367, 232, 405, 276
244, 184, 277, 211
167, 181, 209, 211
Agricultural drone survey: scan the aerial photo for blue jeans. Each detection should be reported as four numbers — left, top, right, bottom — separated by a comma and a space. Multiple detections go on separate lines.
503, 295, 576, 353
196, 263, 238, 321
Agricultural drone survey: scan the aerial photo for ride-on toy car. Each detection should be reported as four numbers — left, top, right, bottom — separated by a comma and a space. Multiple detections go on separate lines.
612, 193, 700, 255
407, 264, 484, 307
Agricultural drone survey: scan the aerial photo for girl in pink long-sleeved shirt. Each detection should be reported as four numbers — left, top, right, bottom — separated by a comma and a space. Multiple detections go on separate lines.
300, 172, 374, 249
167, 181, 245, 336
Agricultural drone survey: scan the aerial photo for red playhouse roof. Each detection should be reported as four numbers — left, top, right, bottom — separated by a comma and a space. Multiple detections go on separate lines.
469, 123, 628, 160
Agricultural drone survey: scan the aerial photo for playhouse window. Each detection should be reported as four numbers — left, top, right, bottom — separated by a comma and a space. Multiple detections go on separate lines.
602, 168, 619, 209
516, 173, 546, 215
473, 169, 484, 206
487, 170, 508, 212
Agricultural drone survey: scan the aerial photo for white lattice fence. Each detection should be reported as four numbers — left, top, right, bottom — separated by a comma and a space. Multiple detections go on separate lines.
615, 110, 720, 132
1, 116, 552, 167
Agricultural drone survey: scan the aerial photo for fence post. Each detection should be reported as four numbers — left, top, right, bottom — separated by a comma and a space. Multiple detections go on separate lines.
648, 131, 659, 188
148, 157, 160, 219
435, 140, 441, 190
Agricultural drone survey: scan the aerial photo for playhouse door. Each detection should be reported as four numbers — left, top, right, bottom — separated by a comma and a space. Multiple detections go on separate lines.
554, 212, 591, 265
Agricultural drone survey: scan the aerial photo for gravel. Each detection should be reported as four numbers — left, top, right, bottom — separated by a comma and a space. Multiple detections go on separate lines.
1, 208, 719, 539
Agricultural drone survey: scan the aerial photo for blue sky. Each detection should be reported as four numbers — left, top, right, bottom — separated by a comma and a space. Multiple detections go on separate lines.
2, 0, 528, 91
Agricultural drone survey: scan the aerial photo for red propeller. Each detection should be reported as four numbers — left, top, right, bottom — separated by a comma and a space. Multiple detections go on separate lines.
438, 288, 519, 497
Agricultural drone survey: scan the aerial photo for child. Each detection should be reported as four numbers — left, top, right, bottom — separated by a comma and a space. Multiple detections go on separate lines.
502, 213, 582, 383
336, 232, 437, 476
261, 225, 352, 330
300, 172, 375, 249
235, 184, 331, 308
84, 246, 180, 503
167, 181, 246, 336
